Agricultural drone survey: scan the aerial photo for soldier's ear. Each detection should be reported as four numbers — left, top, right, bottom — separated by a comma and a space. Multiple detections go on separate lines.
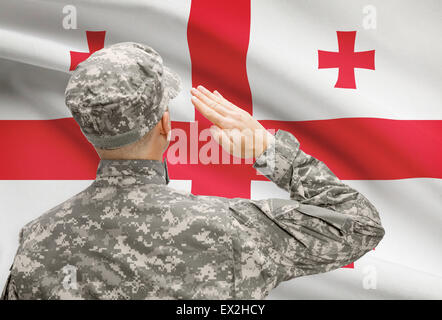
159, 110, 171, 137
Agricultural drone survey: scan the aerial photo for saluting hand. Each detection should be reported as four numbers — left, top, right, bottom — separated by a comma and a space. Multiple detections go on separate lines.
190, 85, 274, 159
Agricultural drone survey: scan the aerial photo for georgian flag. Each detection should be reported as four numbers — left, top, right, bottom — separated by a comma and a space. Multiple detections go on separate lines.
0, 0, 441, 299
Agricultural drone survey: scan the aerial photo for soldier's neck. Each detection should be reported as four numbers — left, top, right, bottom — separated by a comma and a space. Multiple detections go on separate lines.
97, 148, 164, 162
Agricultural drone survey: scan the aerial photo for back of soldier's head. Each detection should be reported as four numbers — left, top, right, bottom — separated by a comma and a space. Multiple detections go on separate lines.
65, 42, 181, 151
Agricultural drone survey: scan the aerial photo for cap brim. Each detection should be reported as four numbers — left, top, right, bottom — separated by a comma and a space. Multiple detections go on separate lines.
163, 66, 182, 100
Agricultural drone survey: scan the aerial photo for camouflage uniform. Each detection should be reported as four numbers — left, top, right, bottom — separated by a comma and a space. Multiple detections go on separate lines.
1, 43, 384, 300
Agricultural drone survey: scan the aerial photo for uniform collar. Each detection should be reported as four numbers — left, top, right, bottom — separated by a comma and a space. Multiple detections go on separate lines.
95, 158, 169, 186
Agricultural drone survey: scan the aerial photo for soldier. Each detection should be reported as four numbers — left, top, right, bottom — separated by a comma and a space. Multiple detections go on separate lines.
1, 42, 384, 300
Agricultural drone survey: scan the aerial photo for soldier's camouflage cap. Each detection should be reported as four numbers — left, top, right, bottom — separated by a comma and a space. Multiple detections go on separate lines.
65, 42, 182, 150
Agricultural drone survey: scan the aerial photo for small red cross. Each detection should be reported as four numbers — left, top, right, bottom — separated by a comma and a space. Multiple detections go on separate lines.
69, 31, 106, 71
318, 31, 375, 89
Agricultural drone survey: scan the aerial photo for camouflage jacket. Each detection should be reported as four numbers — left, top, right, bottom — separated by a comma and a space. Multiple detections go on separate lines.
1, 130, 384, 299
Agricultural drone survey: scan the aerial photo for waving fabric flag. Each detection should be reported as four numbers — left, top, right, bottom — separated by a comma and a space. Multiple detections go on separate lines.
0, 0, 441, 299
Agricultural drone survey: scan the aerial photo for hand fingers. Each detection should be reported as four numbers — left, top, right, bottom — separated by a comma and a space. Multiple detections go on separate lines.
191, 95, 228, 128
213, 90, 222, 98
190, 87, 231, 116
196, 85, 237, 111
213, 91, 240, 113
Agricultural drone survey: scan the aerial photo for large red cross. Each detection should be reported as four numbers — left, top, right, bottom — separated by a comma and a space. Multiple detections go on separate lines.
173, 2, 355, 267
168, 0, 264, 199
318, 31, 375, 89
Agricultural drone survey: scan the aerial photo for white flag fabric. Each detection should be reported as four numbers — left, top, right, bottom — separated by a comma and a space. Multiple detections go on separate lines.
0, 0, 441, 299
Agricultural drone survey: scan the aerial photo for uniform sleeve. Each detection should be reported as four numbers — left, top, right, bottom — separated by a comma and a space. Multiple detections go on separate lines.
1, 227, 26, 300
1, 273, 18, 300
227, 129, 385, 296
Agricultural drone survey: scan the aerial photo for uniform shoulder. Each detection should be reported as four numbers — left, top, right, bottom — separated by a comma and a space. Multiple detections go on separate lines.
19, 183, 94, 244
165, 184, 234, 207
